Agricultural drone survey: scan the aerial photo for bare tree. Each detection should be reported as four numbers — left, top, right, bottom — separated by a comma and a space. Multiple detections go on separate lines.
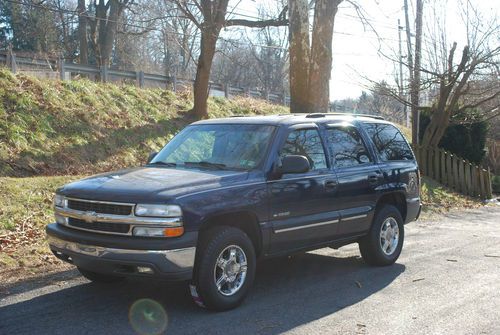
77, 0, 88, 64
288, 0, 343, 113
172, 0, 288, 119
88, 0, 133, 67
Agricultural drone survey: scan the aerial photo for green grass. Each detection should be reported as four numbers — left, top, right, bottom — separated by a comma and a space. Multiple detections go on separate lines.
0, 69, 287, 177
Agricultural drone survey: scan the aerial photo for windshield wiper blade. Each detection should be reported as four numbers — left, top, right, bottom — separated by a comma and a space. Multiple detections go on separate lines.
184, 161, 227, 170
149, 161, 177, 167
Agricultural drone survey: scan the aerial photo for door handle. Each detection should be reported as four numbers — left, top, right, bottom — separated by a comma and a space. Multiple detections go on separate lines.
325, 180, 338, 189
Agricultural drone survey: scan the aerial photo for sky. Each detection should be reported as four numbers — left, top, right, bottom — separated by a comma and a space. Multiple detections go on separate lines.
227, 0, 499, 101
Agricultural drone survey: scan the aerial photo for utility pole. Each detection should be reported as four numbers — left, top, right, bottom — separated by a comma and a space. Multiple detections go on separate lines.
398, 19, 409, 128
404, 0, 417, 145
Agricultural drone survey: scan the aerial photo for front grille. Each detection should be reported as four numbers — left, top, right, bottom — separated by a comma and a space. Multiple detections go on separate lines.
68, 218, 131, 234
67, 199, 132, 216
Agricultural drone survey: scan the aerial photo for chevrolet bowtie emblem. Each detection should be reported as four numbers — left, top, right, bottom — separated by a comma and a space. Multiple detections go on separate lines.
82, 211, 98, 223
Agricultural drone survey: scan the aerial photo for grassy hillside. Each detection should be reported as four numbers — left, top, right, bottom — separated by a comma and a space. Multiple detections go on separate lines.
0, 69, 287, 177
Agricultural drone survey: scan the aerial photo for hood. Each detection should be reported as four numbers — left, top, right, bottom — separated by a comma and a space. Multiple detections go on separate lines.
58, 167, 250, 203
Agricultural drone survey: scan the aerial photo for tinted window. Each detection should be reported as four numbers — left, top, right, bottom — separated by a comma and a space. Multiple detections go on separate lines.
152, 124, 275, 170
327, 127, 372, 168
364, 123, 414, 161
280, 129, 327, 170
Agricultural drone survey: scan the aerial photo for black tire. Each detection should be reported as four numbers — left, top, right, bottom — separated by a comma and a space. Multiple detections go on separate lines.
78, 267, 124, 283
359, 205, 404, 266
191, 226, 256, 311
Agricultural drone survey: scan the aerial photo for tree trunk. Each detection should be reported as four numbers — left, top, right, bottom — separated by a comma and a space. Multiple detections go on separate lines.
308, 0, 340, 113
288, 0, 310, 113
77, 0, 88, 64
192, 31, 218, 119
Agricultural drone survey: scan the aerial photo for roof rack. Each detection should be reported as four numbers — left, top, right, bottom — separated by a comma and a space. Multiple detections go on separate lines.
305, 112, 385, 120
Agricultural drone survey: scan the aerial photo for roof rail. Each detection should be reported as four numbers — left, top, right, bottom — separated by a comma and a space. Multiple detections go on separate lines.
305, 112, 385, 120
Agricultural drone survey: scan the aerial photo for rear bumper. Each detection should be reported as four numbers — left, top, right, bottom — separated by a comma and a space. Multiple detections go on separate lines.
46, 223, 197, 280
406, 197, 422, 223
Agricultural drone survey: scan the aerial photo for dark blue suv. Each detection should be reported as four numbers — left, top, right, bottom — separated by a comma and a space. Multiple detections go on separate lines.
47, 113, 421, 311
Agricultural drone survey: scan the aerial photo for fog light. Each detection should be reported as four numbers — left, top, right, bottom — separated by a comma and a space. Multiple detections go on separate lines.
137, 266, 154, 274
132, 226, 184, 237
55, 214, 67, 225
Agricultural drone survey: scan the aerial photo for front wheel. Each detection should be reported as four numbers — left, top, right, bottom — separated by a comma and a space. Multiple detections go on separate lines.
359, 205, 404, 266
190, 226, 256, 311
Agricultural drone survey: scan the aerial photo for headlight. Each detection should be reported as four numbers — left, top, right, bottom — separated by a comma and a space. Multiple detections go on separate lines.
54, 194, 66, 208
134, 204, 182, 217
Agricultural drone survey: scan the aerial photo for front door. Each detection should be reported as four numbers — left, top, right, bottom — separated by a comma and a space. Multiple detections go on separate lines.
268, 126, 339, 254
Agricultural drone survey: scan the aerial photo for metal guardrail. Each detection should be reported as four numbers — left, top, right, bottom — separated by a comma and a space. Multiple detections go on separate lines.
0, 51, 290, 106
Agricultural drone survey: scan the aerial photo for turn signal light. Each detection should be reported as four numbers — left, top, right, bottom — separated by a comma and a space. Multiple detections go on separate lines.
163, 227, 184, 237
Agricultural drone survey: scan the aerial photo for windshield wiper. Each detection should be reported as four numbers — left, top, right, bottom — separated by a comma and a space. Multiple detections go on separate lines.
148, 161, 177, 167
184, 161, 227, 170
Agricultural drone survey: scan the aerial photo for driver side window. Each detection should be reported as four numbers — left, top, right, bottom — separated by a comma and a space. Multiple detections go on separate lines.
327, 127, 372, 168
280, 129, 327, 170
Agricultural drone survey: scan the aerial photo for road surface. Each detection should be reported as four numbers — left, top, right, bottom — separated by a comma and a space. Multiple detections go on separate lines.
1, 206, 499, 335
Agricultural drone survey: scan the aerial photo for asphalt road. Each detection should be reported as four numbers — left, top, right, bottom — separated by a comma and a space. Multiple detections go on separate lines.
1, 206, 499, 335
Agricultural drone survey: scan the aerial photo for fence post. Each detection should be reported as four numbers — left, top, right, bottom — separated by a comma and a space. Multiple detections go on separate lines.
464, 161, 472, 196
100, 64, 108, 83
224, 84, 229, 98
136, 71, 144, 88
452, 155, 460, 191
434, 148, 440, 183
485, 167, 493, 199
7, 50, 17, 73
440, 150, 447, 186
447, 153, 453, 189
171, 75, 177, 92
58, 57, 65, 80
471, 164, 479, 197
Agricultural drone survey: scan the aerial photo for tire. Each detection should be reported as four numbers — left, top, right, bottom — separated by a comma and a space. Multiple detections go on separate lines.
78, 267, 124, 283
359, 204, 404, 266
190, 226, 256, 311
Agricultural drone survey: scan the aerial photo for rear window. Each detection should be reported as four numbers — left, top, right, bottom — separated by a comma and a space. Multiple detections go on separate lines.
363, 123, 414, 161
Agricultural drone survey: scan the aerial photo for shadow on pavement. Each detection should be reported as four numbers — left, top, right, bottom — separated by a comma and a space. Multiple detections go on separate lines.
0, 250, 405, 335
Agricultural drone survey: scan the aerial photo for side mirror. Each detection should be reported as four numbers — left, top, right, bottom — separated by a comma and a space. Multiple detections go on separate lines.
280, 155, 310, 175
147, 152, 158, 163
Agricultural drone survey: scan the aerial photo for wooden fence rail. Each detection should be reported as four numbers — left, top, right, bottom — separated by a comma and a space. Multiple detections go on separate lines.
414, 145, 493, 199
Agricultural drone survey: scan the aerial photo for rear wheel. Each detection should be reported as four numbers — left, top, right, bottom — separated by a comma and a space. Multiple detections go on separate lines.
78, 267, 124, 283
359, 205, 404, 266
190, 226, 256, 311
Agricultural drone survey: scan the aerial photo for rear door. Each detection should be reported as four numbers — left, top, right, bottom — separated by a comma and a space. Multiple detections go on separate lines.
268, 125, 339, 254
324, 123, 382, 236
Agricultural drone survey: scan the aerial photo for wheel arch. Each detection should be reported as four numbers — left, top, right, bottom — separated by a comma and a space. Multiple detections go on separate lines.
375, 192, 407, 222
198, 211, 263, 257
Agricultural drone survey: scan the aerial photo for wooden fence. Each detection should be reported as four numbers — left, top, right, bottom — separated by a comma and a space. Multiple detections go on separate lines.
414, 146, 493, 199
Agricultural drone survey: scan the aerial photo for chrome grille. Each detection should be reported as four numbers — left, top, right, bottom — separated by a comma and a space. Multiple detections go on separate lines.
67, 199, 132, 216
68, 218, 131, 234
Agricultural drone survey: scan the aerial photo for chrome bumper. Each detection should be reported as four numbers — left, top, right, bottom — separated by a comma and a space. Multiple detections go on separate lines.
48, 235, 196, 278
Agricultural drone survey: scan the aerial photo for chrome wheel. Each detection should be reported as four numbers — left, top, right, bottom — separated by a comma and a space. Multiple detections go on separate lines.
213, 245, 248, 296
379, 217, 400, 256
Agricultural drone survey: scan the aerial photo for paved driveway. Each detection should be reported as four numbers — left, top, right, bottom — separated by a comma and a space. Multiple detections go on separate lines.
1, 206, 499, 335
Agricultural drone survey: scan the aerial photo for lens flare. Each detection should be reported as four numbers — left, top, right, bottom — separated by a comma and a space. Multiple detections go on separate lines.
129, 299, 168, 335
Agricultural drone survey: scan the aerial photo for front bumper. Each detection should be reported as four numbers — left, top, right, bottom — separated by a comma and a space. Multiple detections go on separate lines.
46, 223, 197, 280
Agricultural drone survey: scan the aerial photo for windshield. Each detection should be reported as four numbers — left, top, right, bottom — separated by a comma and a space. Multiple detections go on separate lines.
150, 124, 275, 170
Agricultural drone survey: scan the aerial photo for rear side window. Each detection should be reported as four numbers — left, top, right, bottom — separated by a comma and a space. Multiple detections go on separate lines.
280, 129, 327, 170
364, 123, 414, 161
326, 127, 372, 168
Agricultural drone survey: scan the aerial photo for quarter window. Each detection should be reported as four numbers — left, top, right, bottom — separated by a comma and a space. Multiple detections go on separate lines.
327, 127, 372, 168
364, 123, 414, 161
280, 129, 327, 170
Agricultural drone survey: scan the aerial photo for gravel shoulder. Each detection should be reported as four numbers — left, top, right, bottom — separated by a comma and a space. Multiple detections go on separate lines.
1, 206, 499, 335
